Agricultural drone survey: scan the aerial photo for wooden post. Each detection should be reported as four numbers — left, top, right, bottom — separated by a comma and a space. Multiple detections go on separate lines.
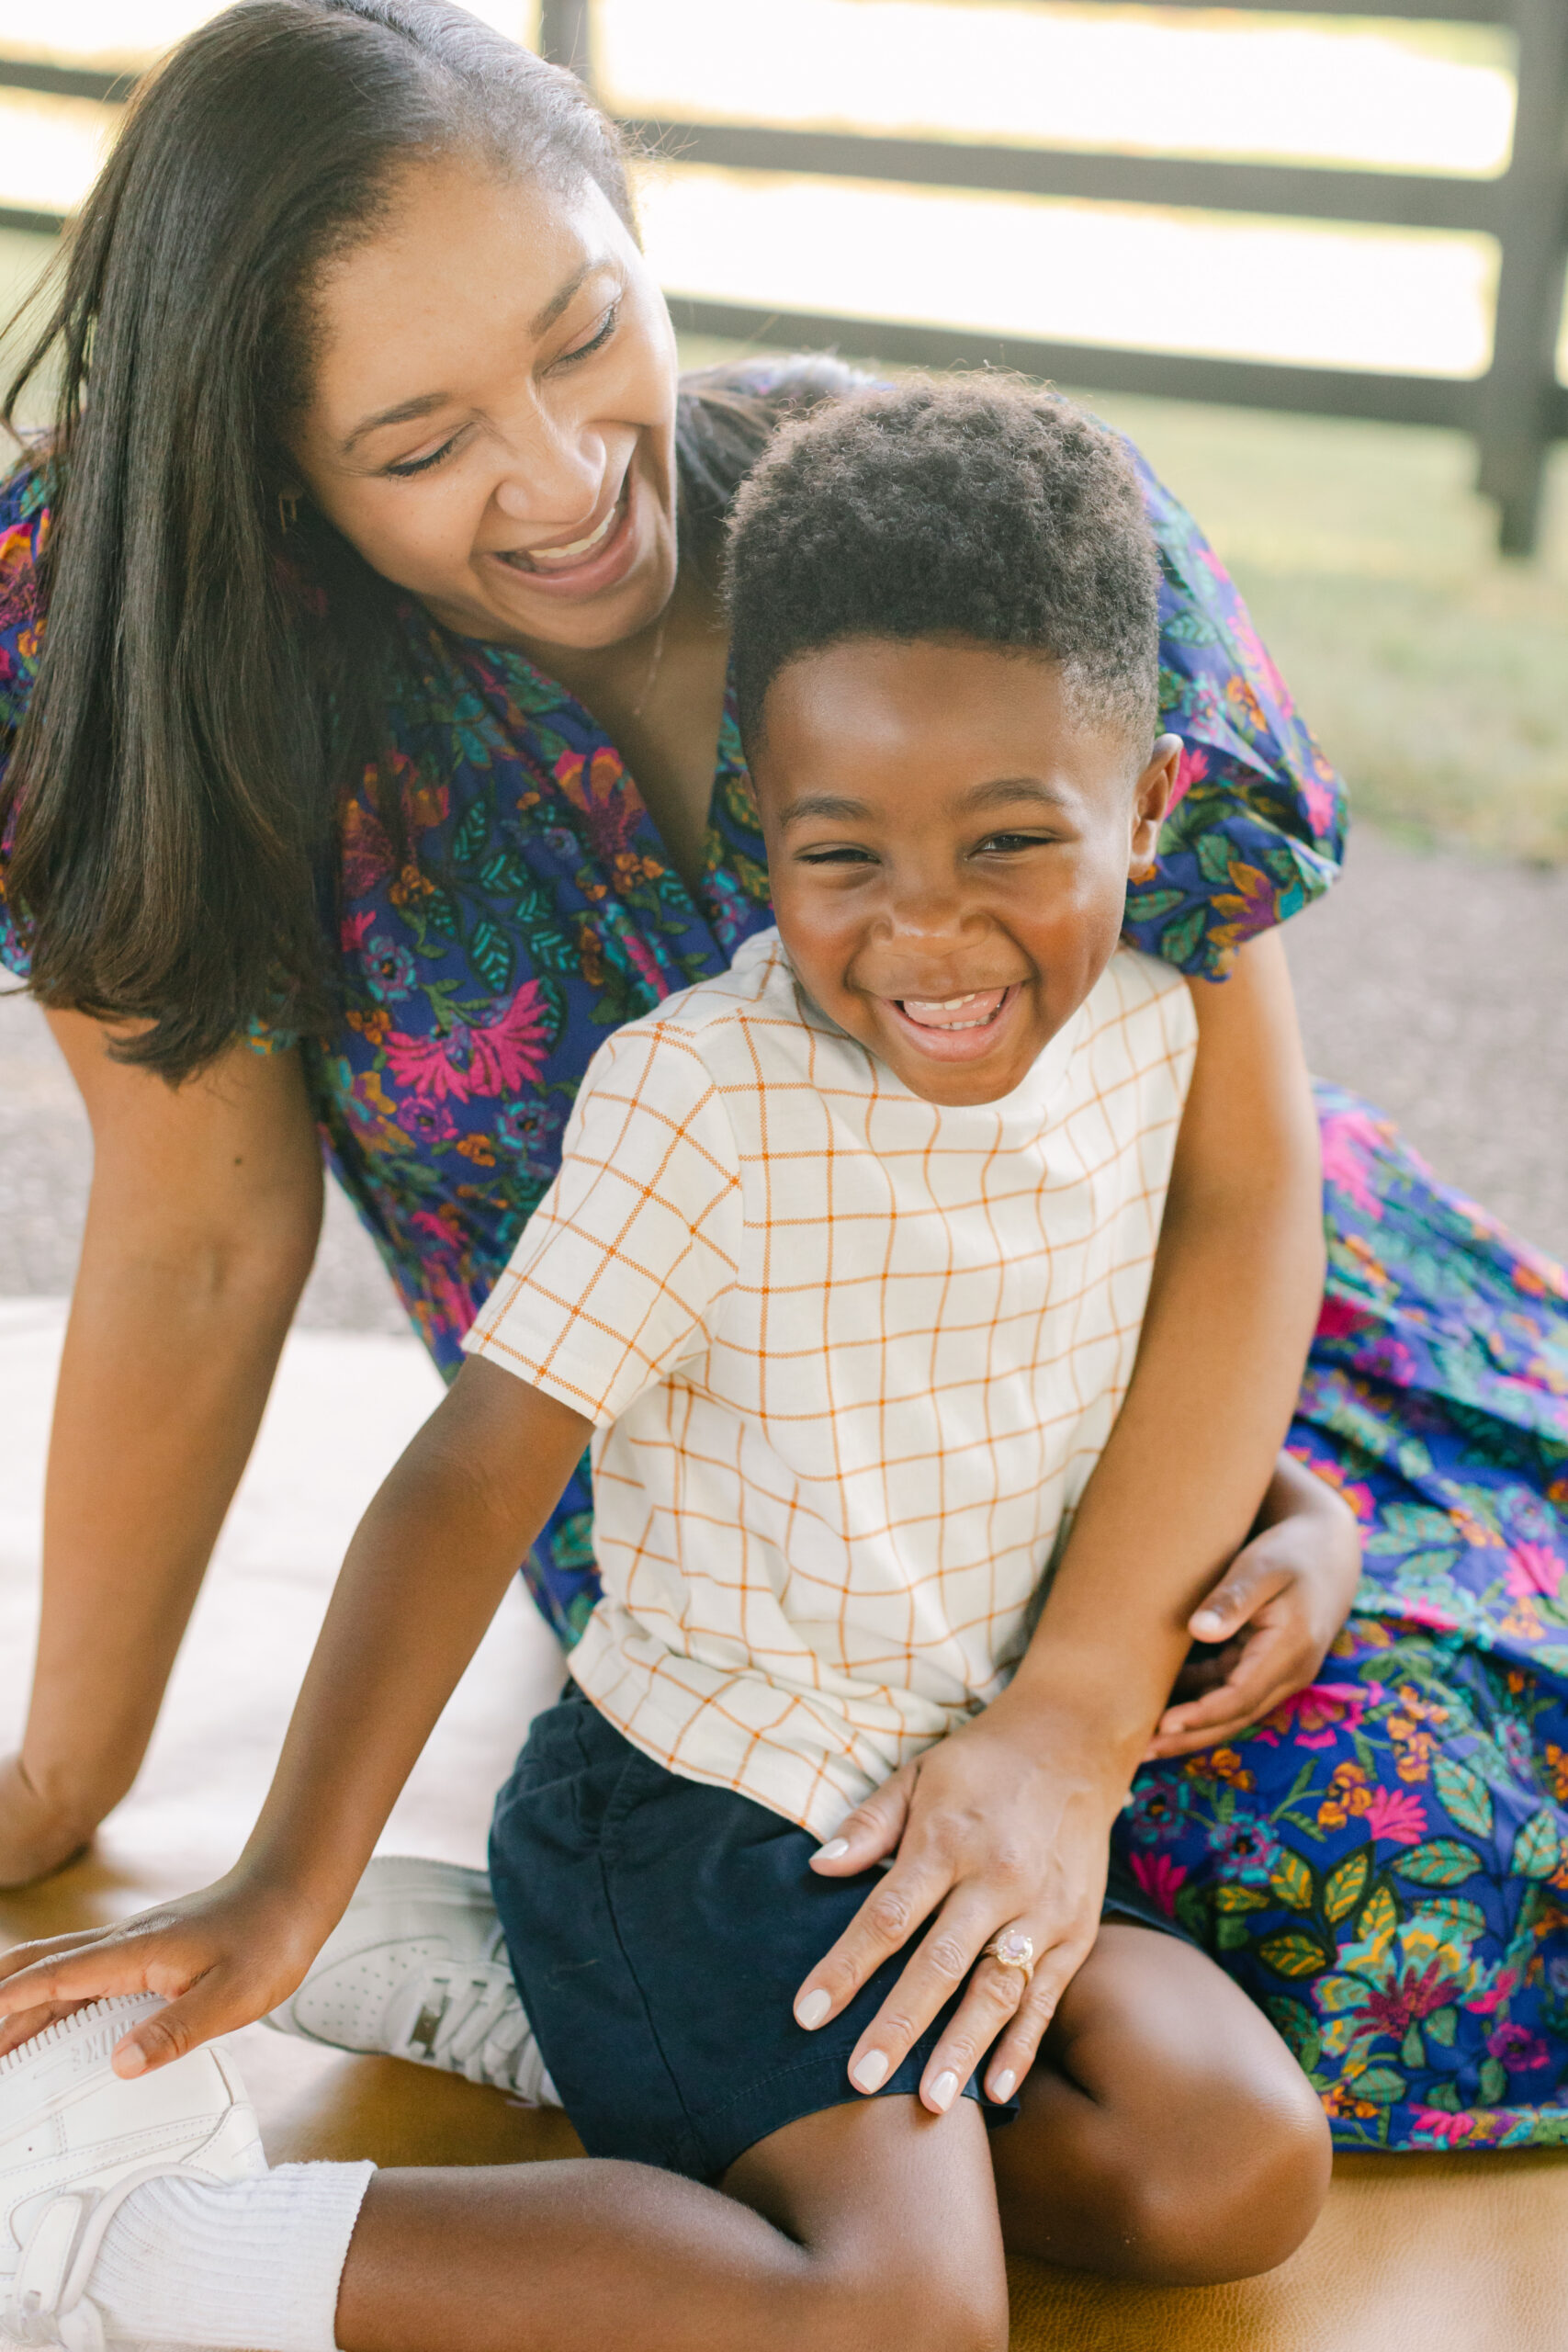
536, 0, 593, 84
1475, 0, 1568, 555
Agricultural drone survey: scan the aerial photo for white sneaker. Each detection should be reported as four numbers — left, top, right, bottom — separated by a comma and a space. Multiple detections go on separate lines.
0, 1994, 264, 2351
265, 1857, 558, 2107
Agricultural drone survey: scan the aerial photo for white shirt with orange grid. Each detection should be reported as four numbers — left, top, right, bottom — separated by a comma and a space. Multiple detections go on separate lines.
465, 927, 1198, 1841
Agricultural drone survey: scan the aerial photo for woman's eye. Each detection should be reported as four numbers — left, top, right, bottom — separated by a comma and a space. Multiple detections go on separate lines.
554, 300, 621, 369
384, 435, 462, 480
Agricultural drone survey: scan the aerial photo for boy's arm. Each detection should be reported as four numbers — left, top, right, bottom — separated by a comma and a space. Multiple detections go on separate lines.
0, 1361, 591, 2076
795, 928, 1326, 2109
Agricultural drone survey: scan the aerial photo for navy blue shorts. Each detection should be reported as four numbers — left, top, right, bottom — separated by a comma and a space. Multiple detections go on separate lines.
490, 1687, 1185, 2183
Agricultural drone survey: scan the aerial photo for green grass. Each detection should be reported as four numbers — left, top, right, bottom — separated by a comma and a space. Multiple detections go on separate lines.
1069, 391, 1568, 865
682, 331, 1568, 864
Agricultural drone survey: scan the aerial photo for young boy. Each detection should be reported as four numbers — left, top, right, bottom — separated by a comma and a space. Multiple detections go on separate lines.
0, 383, 1333, 2352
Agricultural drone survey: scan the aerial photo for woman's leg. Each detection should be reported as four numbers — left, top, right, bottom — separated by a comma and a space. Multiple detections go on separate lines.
991, 1921, 1331, 2283
336, 2096, 1008, 2352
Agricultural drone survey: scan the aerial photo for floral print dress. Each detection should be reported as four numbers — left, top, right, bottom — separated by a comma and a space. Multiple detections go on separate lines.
3, 425, 1566, 2154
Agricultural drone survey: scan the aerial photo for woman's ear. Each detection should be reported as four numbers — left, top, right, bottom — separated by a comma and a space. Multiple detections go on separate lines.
1128, 732, 1183, 870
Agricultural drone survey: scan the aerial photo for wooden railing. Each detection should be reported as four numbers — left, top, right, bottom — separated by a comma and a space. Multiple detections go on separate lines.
2, 2, 1562, 550
538, 0, 1568, 556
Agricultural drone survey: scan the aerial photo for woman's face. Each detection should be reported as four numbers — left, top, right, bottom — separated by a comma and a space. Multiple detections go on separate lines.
289, 153, 679, 656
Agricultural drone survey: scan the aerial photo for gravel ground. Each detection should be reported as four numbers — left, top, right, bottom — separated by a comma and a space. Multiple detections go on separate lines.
3, 825, 1566, 1328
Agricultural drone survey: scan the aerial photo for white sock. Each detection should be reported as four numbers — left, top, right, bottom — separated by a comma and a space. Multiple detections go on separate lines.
88, 2161, 376, 2352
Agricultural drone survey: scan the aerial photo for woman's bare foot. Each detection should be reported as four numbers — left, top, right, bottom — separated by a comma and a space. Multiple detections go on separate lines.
0, 1756, 94, 1890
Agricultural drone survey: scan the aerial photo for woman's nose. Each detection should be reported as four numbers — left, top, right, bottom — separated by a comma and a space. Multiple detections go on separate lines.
493, 466, 598, 524
491, 413, 604, 525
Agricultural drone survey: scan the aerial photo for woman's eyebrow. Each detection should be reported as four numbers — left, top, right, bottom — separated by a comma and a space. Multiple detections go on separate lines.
342, 391, 449, 455
340, 258, 615, 453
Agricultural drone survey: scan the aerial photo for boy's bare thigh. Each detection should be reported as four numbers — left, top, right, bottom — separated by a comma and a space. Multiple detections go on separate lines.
992, 1920, 1332, 2283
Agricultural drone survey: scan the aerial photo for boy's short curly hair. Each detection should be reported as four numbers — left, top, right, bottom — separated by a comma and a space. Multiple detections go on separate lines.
725, 377, 1162, 754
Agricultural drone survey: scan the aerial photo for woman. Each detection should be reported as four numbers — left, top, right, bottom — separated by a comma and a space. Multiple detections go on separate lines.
0, 0, 1562, 2176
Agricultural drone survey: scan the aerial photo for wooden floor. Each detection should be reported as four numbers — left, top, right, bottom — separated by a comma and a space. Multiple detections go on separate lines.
5, 1306, 1567, 2348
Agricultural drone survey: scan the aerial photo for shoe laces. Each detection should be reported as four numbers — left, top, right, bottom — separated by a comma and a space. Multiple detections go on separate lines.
383, 1959, 552, 2104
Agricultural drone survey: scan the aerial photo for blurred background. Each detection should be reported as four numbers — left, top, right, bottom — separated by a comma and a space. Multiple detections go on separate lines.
3, 1, 1567, 1306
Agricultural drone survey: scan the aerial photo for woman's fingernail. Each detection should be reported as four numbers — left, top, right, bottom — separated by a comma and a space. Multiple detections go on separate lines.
990, 2069, 1017, 2102
116, 2042, 147, 2076
814, 1838, 851, 1862
1190, 1611, 1224, 1637
852, 2048, 889, 2093
795, 1989, 832, 2030
929, 2068, 959, 2112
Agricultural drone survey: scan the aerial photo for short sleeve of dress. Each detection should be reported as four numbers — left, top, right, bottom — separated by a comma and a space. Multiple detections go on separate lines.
0, 464, 50, 980
1122, 447, 1347, 979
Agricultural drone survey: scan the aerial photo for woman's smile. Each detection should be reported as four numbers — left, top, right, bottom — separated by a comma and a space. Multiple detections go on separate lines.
483, 469, 642, 601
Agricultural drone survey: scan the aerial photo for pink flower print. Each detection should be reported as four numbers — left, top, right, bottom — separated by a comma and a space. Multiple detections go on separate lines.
1319, 1112, 1387, 1220
1254, 1683, 1367, 1749
1362, 1959, 1461, 2040
383, 980, 554, 1103
1506, 1544, 1564, 1604
1486, 2023, 1550, 2072
1302, 775, 1338, 840
1392, 1600, 1461, 1635
1471, 1970, 1519, 2017
341, 909, 378, 954
1362, 1786, 1427, 1847
1129, 1850, 1188, 1920
1167, 744, 1208, 812
623, 932, 669, 1000
1314, 1296, 1365, 1349
1411, 2109, 1483, 2148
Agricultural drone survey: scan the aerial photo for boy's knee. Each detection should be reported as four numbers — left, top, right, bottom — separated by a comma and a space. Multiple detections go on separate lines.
1122, 2052, 1331, 2284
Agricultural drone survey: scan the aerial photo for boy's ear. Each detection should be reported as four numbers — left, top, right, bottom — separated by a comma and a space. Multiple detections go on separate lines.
1128, 733, 1183, 871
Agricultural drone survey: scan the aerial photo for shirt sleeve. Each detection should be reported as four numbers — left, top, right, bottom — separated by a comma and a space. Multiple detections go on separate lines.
0, 466, 50, 981
463, 1015, 743, 1426
1122, 446, 1348, 979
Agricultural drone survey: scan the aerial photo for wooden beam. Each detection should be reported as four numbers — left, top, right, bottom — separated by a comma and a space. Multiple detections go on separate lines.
665, 292, 1568, 443
626, 120, 1505, 234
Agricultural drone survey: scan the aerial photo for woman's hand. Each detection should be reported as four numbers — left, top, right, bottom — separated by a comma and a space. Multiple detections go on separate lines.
0, 1872, 335, 2074
1145, 1453, 1362, 1761
791, 1686, 1120, 2116
0, 1754, 94, 1890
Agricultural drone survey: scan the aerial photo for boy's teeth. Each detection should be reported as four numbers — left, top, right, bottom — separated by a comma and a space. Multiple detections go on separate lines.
899, 989, 1008, 1030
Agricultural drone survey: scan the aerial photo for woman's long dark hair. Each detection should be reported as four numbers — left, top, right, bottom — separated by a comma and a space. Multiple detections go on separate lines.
0, 0, 852, 1080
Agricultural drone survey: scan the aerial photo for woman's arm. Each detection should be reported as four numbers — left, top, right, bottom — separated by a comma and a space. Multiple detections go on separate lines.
0, 1359, 590, 2074
795, 928, 1326, 2108
0, 1013, 324, 1887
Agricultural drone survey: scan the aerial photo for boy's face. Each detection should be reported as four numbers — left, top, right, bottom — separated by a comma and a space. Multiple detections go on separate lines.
752, 638, 1179, 1107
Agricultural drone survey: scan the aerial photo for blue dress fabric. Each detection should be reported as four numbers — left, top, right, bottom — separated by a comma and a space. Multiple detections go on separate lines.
5, 401, 1568, 2150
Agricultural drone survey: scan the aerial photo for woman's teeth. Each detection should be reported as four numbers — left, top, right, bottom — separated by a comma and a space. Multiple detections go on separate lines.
525, 502, 618, 568
899, 989, 1009, 1031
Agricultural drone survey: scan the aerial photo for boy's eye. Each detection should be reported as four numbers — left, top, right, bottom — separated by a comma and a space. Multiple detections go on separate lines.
384, 434, 463, 480
798, 844, 877, 865
553, 300, 621, 370
976, 830, 1055, 855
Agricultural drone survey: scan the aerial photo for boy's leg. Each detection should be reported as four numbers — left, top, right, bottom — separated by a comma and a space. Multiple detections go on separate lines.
336, 2095, 1007, 2352
990, 1921, 1331, 2284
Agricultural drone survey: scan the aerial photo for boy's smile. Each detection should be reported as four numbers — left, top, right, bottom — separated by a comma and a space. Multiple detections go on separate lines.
751, 638, 1180, 1107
